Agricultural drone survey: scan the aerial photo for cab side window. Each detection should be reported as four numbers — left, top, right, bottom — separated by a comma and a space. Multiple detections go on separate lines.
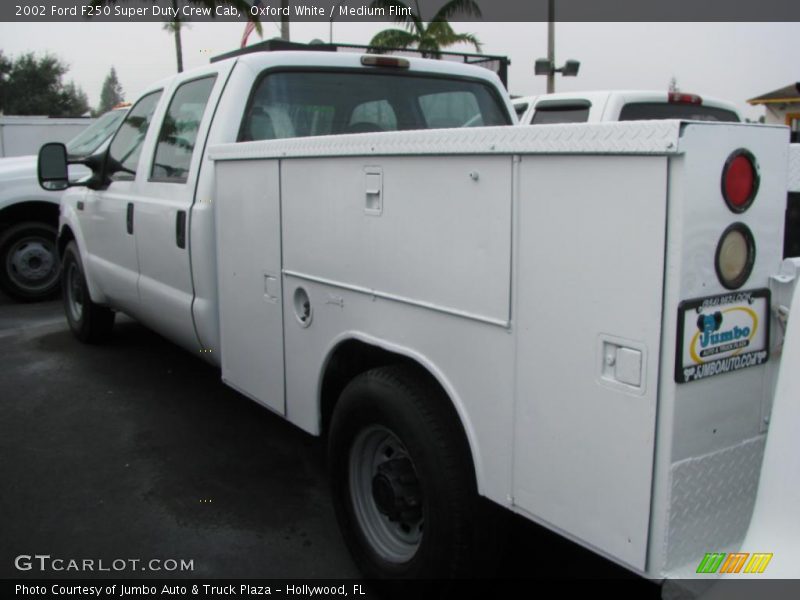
151, 76, 216, 183
106, 91, 163, 181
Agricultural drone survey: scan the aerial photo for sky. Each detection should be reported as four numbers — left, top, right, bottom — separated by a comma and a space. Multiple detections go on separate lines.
0, 20, 797, 121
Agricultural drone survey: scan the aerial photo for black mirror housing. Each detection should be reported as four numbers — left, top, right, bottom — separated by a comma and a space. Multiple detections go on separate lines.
38, 142, 107, 191
38, 142, 70, 191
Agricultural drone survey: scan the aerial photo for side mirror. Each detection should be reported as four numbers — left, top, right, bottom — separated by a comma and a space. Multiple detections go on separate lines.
38, 143, 69, 191
38, 142, 107, 191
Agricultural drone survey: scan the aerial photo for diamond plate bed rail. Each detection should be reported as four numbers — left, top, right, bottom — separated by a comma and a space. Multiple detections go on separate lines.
209, 121, 683, 161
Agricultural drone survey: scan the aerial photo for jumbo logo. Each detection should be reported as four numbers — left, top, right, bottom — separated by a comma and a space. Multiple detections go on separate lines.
690, 307, 758, 363
696, 552, 773, 574
676, 289, 769, 384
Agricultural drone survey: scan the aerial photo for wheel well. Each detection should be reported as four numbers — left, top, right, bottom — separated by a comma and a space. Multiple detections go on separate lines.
57, 225, 76, 259
320, 339, 479, 497
0, 201, 59, 232
319, 340, 465, 442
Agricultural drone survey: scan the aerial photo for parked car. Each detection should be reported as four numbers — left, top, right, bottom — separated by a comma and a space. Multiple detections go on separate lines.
516, 90, 741, 125
0, 106, 128, 301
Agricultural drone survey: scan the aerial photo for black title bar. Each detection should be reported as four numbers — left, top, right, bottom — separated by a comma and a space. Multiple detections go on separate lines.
3, 0, 800, 23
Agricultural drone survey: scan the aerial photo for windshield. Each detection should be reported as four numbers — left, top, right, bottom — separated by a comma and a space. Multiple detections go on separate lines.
66, 109, 128, 157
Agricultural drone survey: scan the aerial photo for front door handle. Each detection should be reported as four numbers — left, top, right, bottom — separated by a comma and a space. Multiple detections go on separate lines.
126, 203, 134, 235
176, 210, 186, 249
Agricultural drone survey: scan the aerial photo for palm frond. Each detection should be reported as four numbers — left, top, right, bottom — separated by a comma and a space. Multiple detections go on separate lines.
424, 21, 482, 52
368, 28, 420, 50
431, 0, 482, 21
443, 31, 482, 52
369, 0, 424, 33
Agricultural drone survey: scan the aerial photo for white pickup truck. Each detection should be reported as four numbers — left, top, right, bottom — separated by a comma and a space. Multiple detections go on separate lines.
0, 108, 127, 301
38, 48, 797, 583
514, 90, 742, 125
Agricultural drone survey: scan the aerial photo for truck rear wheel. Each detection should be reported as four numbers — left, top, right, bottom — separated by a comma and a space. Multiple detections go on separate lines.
328, 365, 484, 579
61, 241, 115, 343
0, 222, 59, 301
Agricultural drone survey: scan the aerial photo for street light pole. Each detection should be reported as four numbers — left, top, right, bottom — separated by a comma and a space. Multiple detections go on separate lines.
547, 0, 555, 93
330, 0, 344, 43
535, 0, 579, 93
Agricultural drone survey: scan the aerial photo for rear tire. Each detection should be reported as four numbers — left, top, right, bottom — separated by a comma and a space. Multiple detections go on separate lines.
61, 241, 115, 343
328, 364, 495, 579
0, 222, 60, 302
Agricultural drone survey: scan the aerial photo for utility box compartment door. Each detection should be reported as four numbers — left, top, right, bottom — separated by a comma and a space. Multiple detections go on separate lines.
281, 156, 512, 325
214, 159, 285, 415
513, 155, 667, 570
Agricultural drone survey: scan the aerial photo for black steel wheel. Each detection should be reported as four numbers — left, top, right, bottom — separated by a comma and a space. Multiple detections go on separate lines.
328, 364, 493, 579
61, 241, 115, 343
0, 222, 60, 301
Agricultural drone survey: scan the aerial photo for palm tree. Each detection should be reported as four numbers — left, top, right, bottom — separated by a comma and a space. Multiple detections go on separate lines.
368, 0, 482, 57
163, 0, 186, 73
92, 1, 263, 73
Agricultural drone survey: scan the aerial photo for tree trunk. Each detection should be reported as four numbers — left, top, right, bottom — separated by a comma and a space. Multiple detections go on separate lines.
174, 24, 183, 73
172, 0, 183, 73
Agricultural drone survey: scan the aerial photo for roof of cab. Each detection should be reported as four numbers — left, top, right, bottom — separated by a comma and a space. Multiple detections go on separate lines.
231, 50, 506, 86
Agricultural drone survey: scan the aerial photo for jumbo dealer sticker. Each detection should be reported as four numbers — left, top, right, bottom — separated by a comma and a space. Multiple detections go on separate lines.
675, 289, 770, 383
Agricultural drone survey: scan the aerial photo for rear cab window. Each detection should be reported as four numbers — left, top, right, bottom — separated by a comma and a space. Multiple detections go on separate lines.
531, 100, 591, 124
239, 70, 510, 142
618, 103, 740, 122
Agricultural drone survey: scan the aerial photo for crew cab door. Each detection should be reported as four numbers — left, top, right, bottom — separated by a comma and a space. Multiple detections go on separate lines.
78, 90, 163, 311
130, 65, 232, 351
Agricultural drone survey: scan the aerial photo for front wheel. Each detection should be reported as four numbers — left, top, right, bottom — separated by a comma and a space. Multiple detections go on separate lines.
0, 222, 60, 301
329, 365, 492, 579
61, 241, 115, 343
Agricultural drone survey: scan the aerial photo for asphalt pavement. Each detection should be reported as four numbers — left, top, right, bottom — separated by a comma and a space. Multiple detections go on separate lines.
0, 291, 655, 587
0, 292, 358, 579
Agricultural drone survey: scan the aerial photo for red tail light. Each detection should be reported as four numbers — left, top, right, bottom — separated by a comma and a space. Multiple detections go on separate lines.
668, 92, 702, 105
721, 149, 759, 213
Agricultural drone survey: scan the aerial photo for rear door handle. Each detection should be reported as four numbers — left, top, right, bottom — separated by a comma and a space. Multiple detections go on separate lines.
176, 210, 186, 249
126, 203, 134, 234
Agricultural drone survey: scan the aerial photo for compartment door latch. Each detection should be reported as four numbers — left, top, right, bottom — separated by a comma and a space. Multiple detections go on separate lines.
364, 166, 383, 216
